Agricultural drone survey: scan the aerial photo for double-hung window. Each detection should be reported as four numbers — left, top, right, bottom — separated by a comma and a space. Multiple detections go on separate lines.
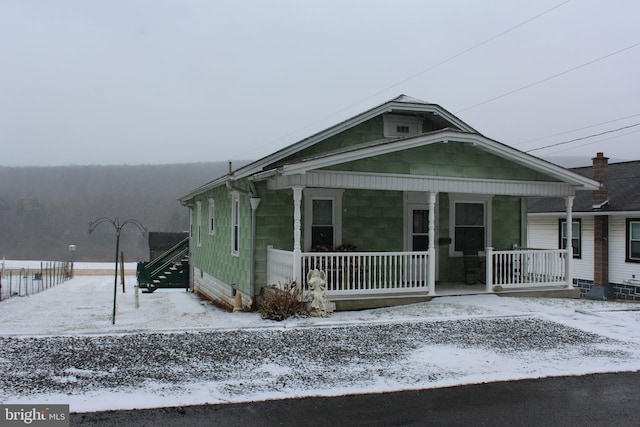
208, 198, 215, 235
559, 219, 581, 259
231, 192, 240, 256
196, 201, 202, 247
450, 195, 491, 256
304, 189, 344, 251
626, 219, 640, 263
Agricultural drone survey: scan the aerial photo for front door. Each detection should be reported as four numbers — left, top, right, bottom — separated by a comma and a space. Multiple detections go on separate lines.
405, 192, 438, 282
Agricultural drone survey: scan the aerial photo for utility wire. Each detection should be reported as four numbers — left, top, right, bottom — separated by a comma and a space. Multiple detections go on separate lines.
234, 0, 572, 158
455, 42, 640, 114
526, 123, 640, 153
543, 128, 640, 156
513, 112, 640, 146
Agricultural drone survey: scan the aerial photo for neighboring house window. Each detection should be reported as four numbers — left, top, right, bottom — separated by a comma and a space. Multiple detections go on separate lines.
559, 219, 581, 259
231, 192, 240, 256
626, 219, 640, 263
208, 198, 215, 235
450, 195, 492, 256
189, 206, 194, 239
196, 201, 202, 247
304, 189, 344, 251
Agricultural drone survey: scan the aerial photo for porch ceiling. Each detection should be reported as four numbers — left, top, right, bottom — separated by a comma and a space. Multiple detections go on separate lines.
265, 170, 578, 197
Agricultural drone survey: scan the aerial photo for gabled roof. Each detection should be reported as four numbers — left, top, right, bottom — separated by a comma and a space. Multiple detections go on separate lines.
528, 160, 640, 214
266, 129, 599, 189
180, 95, 600, 203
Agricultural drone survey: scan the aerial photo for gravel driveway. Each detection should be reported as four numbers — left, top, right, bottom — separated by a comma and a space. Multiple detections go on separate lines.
0, 316, 630, 408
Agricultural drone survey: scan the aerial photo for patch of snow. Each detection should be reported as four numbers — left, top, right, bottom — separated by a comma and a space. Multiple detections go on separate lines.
0, 267, 639, 413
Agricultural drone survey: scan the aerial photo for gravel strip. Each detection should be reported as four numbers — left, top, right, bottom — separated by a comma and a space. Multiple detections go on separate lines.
0, 317, 628, 400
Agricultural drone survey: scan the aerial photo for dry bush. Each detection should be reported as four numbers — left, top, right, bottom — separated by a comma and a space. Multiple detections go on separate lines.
259, 281, 308, 321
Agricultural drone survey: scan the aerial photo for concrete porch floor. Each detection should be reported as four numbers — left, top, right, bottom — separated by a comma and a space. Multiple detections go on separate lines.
332, 282, 580, 311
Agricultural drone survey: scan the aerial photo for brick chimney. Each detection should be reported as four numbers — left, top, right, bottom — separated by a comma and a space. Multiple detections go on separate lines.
587, 152, 612, 299
592, 152, 608, 208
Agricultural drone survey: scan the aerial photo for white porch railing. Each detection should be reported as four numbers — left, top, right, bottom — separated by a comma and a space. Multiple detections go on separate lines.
266, 246, 430, 298
486, 248, 568, 290
266, 246, 297, 285
267, 246, 570, 298
302, 251, 429, 297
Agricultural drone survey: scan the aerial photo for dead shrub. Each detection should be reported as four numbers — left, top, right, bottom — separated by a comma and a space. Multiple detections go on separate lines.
259, 281, 308, 321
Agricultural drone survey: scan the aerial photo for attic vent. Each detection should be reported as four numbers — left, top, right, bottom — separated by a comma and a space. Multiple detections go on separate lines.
383, 114, 422, 137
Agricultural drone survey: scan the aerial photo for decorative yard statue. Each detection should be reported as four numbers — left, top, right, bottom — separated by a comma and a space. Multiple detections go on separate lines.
307, 269, 327, 317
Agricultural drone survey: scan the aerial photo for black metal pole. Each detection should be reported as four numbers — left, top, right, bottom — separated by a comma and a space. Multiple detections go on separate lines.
112, 228, 120, 325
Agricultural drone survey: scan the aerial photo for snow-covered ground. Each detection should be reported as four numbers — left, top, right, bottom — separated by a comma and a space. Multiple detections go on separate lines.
0, 268, 639, 413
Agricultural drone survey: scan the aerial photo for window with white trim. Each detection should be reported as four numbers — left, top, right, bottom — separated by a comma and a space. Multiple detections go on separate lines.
231, 192, 240, 256
208, 198, 215, 235
626, 219, 640, 263
449, 195, 492, 255
196, 201, 202, 247
304, 189, 344, 251
559, 219, 581, 259
383, 114, 422, 137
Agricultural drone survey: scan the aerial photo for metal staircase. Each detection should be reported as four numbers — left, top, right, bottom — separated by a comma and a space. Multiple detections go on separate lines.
137, 237, 189, 293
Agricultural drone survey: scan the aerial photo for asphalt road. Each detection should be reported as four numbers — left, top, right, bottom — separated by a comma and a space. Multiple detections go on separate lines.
71, 371, 640, 426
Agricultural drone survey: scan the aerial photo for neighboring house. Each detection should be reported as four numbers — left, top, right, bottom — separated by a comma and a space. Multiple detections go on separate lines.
528, 154, 640, 301
179, 95, 599, 311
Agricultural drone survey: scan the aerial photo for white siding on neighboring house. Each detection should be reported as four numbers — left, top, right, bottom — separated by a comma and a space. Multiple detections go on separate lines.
576, 217, 595, 282
609, 216, 640, 284
527, 216, 557, 249
527, 216, 594, 282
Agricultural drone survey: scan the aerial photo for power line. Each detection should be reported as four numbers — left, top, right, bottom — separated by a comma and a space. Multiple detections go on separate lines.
455, 42, 640, 114
234, 1, 572, 159
542, 128, 640, 156
513, 113, 640, 147
527, 124, 640, 153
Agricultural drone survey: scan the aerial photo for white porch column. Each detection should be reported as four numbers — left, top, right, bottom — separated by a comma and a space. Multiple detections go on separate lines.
565, 195, 575, 289
485, 247, 494, 292
427, 192, 437, 295
292, 186, 304, 284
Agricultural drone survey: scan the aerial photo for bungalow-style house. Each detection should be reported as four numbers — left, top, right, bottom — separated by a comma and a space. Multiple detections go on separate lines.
179, 95, 600, 311
528, 154, 640, 301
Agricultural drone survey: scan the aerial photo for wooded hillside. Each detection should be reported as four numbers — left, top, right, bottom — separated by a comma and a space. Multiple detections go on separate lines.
0, 162, 248, 261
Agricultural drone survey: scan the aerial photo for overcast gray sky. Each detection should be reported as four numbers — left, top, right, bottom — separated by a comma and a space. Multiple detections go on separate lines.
1, 0, 639, 167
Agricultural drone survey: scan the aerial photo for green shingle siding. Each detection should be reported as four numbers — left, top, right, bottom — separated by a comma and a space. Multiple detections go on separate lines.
281, 117, 384, 162
342, 189, 403, 251
327, 142, 558, 182
191, 182, 252, 295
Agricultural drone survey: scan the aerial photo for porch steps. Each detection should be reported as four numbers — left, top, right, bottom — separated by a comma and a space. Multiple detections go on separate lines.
137, 237, 190, 293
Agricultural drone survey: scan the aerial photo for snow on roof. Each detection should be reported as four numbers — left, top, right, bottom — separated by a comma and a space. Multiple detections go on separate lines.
392, 94, 431, 104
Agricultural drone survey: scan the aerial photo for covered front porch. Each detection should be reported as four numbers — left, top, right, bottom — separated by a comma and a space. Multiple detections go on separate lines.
252, 135, 596, 307
260, 180, 579, 304
267, 244, 573, 303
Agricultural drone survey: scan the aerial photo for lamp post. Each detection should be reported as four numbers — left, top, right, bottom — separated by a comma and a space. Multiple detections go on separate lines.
68, 244, 76, 278
89, 217, 147, 325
